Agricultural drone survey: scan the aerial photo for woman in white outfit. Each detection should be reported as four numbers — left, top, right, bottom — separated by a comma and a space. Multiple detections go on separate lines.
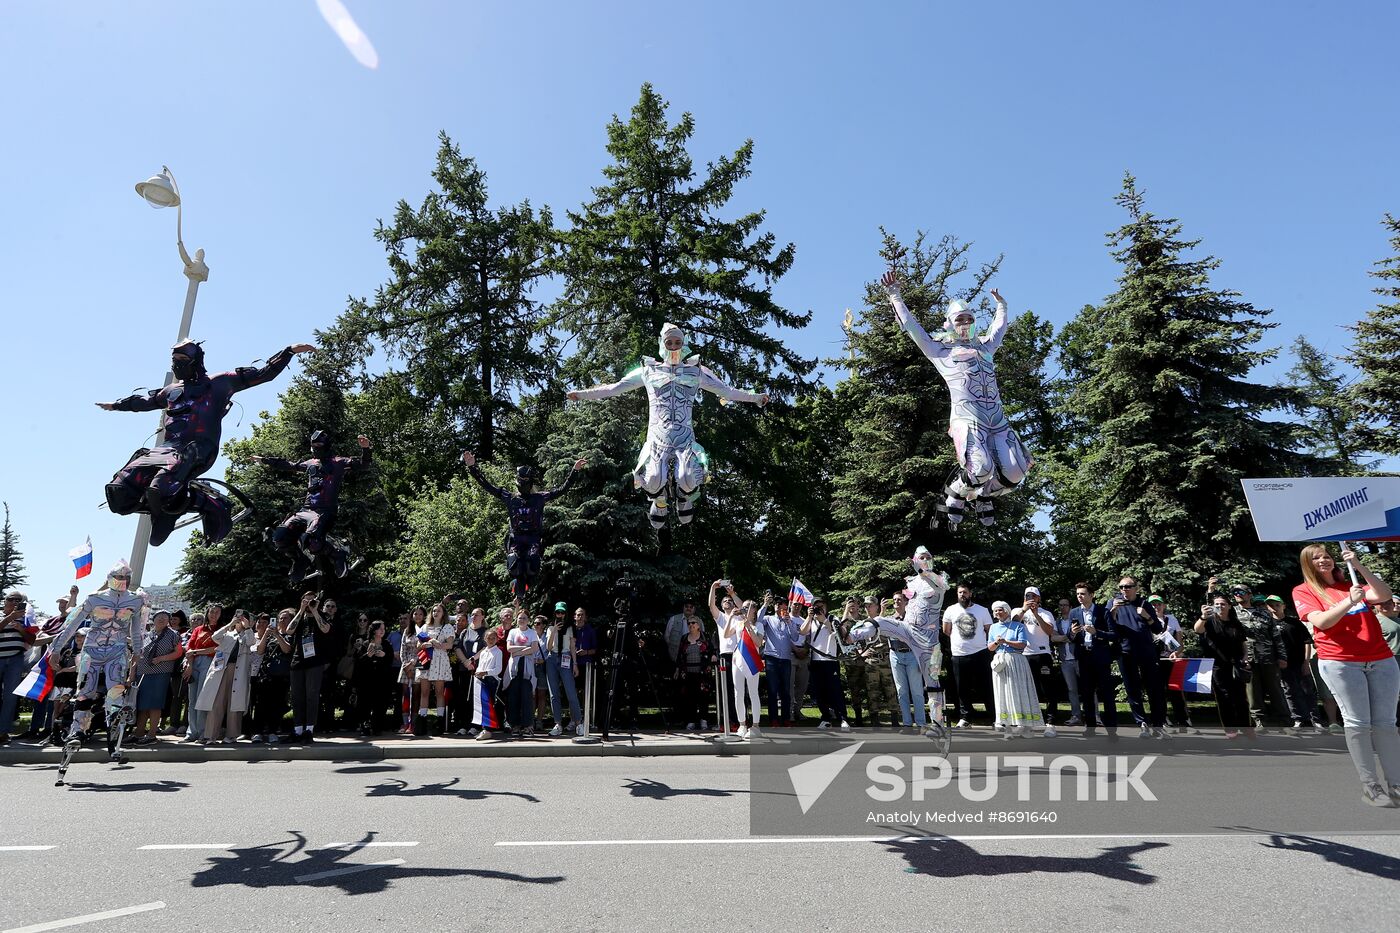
712, 580, 763, 739
414, 603, 455, 736
987, 601, 1048, 737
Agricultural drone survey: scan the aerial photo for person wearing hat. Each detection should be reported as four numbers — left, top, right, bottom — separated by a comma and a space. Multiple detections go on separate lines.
1224, 582, 1289, 731
461, 450, 588, 597
545, 602, 583, 736
855, 595, 898, 728
1264, 594, 1320, 731
1010, 587, 1059, 736
1149, 595, 1193, 733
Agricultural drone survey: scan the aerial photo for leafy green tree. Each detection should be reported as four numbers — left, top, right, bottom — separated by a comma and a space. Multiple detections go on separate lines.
1052, 174, 1317, 601
1349, 214, 1400, 457
377, 475, 505, 607
0, 502, 27, 592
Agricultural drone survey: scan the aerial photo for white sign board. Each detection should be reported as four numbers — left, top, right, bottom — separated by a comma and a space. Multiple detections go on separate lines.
1240, 477, 1400, 542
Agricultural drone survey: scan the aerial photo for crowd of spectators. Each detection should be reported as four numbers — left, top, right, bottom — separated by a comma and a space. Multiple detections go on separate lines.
2, 549, 1397, 765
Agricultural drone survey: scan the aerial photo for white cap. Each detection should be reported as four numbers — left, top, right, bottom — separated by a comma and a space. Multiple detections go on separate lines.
1024, 586, 1041, 598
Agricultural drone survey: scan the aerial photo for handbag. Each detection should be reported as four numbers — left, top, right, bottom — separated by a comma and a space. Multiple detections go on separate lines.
991, 649, 1009, 674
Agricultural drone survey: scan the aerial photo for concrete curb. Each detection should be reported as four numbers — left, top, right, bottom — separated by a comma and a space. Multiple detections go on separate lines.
0, 727, 1342, 766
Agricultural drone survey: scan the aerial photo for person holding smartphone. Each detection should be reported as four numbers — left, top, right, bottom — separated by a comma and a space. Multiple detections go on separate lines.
1108, 576, 1170, 738
1194, 595, 1254, 740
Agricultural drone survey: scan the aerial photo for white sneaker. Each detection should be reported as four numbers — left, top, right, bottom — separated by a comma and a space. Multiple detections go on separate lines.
954, 719, 971, 729
817, 721, 831, 729
748, 725, 762, 738
1152, 728, 1172, 739
839, 721, 851, 731
1043, 726, 1057, 738
738, 726, 750, 740
700, 720, 708, 730
1138, 725, 1152, 739
548, 725, 563, 737
576, 724, 586, 737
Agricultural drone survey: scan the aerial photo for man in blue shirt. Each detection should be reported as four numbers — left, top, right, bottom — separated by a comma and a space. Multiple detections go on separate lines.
1108, 575, 1169, 738
758, 594, 796, 726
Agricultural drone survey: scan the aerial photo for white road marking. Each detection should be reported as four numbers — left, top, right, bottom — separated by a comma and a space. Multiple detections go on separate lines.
294, 858, 405, 882
138, 843, 236, 850
316, 841, 419, 850
495, 831, 1398, 848
3, 900, 165, 932
0, 846, 56, 851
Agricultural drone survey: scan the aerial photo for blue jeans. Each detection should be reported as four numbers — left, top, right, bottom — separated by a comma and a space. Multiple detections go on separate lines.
186, 654, 213, 738
545, 654, 581, 725
1318, 657, 1400, 786
763, 656, 792, 723
890, 649, 925, 727
1060, 658, 1081, 720
0, 653, 28, 733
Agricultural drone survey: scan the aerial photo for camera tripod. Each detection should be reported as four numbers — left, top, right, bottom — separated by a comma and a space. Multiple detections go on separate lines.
599, 576, 671, 741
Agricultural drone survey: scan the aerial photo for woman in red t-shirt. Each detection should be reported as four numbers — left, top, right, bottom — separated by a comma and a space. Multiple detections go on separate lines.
1292, 545, 1397, 808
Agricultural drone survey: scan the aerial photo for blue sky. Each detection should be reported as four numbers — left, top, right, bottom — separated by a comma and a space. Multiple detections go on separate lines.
2, 1, 1397, 608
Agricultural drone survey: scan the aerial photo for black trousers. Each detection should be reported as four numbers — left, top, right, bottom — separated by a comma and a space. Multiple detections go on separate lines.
1158, 658, 1193, 727
1212, 670, 1251, 729
1119, 652, 1167, 728
1078, 650, 1119, 728
809, 658, 844, 725
1025, 653, 1058, 722
951, 652, 993, 720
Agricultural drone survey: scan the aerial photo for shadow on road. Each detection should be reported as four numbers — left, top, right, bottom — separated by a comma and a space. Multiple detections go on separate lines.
190, 832, 564, 895
365, 777, 540, 803
1263, 833, 1400, 881
624, 778, 738, 800
883, 830, 1167, 885
65, 780, 190, 793
336, 764, 403, 775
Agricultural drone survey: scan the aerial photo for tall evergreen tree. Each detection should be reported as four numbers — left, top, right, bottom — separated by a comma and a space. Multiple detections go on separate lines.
1349, 213, 1400, 457
1283, 336, 1373, 474
547, 84, 814, 597
348, 132, 555, 463
1053, 174, 1316, 600
0, 502, 26, 592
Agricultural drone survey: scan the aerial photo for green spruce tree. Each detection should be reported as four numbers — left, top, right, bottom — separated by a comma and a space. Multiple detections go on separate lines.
1349, 213, 1400, 457
1283, 336, 1373, 474
1053, 174, 1316, 600
0, 502, 27, 592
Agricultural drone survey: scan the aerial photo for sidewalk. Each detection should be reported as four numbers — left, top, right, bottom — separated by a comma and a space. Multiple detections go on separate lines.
0, 725, 1342, 765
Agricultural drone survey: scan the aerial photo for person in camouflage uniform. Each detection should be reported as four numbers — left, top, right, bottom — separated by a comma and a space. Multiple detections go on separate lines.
857, 595, 898, 727
1223, 582, 1290, 729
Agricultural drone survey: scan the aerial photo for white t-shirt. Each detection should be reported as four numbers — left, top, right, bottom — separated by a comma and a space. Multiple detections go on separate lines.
714, 610, 741, 654
944, 603, 992, 656
506, 627, 541, 680
807, 616, 840, 659
475, 644, 503, 678
1014, 607, 1055, 656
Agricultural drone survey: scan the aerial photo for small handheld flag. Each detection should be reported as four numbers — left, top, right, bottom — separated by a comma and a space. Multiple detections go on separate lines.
14, 651, 56, 702
736, 627, 765, 677
788, 578, 814, 608
1167, 658, 1214, 695
69, 537, 93, 580
471, 678, 501, 730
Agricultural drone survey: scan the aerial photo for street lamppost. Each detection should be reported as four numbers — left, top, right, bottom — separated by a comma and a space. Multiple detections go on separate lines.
127, 166, 210, 589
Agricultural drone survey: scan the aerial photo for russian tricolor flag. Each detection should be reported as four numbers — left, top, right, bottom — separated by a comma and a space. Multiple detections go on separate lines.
1167, 658, 1214, 695
69, 537, 93, 579
736, 627, 765, 678
788, 578, 814, 608
471, 678, 501, 729
13, 651, 56, 702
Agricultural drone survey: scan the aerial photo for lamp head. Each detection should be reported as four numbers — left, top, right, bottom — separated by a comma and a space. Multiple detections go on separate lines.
135, 167, 180, 208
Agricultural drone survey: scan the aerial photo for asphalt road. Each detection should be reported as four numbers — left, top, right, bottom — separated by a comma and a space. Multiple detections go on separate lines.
2, 752, 1398, 933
